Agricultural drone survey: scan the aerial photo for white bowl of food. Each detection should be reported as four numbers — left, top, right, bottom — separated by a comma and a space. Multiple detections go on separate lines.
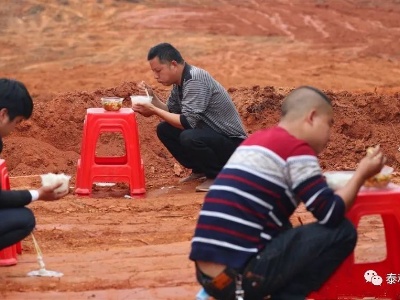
324, 171, 355, 190
130, 95, 153, 105
324, 166, 394, 190
40, 173, 71, 194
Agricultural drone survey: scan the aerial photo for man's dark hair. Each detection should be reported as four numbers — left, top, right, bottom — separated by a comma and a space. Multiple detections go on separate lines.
0, 78, 33, 120
147, 43, 184, 64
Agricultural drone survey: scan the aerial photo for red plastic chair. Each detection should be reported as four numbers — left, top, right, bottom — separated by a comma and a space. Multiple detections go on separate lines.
75, 108, 145, 196
0, 159, 21, 266
309, 185, 400, 299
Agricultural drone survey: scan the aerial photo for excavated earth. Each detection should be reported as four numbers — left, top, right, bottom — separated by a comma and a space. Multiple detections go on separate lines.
0, 0, 400, 299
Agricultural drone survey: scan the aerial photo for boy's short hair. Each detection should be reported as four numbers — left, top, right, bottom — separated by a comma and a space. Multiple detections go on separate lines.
0, 78, 33, 120
298, 85, 331, 105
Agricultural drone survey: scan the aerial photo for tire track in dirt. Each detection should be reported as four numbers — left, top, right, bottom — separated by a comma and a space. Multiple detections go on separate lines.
302, 15, 330, 38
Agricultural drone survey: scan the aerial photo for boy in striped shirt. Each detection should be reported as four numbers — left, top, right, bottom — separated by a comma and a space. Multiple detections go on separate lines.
190, 86, 386, 299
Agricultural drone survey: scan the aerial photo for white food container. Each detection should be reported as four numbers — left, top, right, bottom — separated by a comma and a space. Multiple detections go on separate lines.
324, 171, 355, 190
130, 95, 153, 105
40, 173, 71, 194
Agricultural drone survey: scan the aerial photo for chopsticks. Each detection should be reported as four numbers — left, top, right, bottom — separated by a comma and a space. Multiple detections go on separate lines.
31, 232, 42, 257
31, 232, 46, 269
144, 86, 150, 98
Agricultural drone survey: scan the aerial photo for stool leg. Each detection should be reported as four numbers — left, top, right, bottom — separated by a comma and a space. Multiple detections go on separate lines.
0, 246, 18, 266
129, 163, 146, 196
129, 145, 146, 196
75, 115, 94, 196
75, 159, 92, 195
128, 125, 146, 195
16, 241, 22, 255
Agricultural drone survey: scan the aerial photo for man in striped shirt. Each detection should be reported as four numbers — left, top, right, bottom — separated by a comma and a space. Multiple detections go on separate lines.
189, 86, 387, 299
133, 43, 247, 192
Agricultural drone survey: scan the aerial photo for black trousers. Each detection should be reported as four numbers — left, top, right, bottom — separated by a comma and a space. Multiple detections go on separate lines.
195, 219, 357, 300
0, 207, 35, 250
156, 122, 244, 179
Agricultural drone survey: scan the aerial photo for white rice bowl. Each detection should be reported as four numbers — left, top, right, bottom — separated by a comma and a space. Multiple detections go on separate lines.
324, 171, 354, 190
130, 95, 152, 105
40, 173, 71, 193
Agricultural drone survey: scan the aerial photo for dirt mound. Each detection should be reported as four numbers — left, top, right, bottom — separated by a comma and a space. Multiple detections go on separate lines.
3, 82, 399, 187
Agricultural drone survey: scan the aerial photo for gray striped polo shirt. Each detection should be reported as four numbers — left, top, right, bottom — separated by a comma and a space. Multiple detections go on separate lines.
167, 64, 247, 139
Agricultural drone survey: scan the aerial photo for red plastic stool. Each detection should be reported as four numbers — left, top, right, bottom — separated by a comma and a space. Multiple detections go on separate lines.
75, 108, 145, 196
309, 185, 400, 299
0, 159, 21, 266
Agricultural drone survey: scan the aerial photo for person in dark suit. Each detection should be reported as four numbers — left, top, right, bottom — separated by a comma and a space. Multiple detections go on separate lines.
0, 78, 69, 251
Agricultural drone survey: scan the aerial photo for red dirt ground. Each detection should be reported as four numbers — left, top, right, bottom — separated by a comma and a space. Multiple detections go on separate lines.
1, 0, 400, 299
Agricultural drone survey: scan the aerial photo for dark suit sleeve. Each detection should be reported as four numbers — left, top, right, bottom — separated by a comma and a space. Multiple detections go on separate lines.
0, 190, 32, 208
